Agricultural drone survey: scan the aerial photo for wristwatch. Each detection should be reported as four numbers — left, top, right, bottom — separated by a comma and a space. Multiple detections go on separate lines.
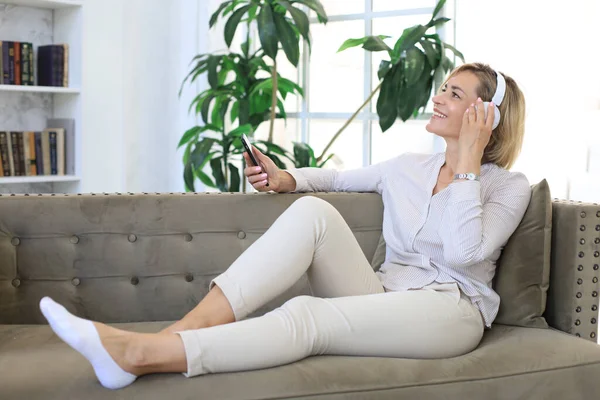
454, 173, 480, 181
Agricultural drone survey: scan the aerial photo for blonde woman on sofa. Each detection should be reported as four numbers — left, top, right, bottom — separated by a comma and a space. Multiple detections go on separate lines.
39, 63, 530, 390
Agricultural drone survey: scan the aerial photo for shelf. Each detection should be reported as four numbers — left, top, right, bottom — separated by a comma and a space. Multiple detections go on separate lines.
0, 85, 80, 94
0, 0, 82, 9
0, 175, 80, 184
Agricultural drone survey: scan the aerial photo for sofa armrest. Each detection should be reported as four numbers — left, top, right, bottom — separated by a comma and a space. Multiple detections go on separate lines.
545, 199, 600, 342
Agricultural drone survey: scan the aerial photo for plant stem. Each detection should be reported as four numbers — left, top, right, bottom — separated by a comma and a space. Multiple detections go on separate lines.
316, 80, 383, 163
268, 59, 278, 142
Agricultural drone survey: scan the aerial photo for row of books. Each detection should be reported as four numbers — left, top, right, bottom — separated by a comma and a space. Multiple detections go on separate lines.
0, 120, 74, 177
0, 42, 69, 87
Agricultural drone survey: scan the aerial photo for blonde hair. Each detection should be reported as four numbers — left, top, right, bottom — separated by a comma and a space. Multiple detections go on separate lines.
444, 63, 526, 170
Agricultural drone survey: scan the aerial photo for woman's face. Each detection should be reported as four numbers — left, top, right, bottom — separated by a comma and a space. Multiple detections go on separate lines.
426, 71, 481, 139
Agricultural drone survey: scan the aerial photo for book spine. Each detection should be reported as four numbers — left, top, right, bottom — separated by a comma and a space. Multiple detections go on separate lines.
21, 43, 30, 86
29, 43, 34, 85
10, 132, 21, 176
35, 132, 43, 175
0, 132, 11, 176
49, 131, 57, 175
8, 42, 15, 85
17, 132, 25, 175
28, 131, 36, 175
38, 46, 52, 86
54, 46, 63, 87
62, 44, 69, 87
0, 42, 3, 85
2, 42, 9, 84
14, 41, 21, 85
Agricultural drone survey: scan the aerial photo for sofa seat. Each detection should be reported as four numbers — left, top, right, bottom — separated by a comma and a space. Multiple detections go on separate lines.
2, 322, 600, 400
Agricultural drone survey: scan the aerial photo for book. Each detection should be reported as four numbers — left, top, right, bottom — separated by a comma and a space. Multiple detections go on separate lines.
35, 131, 43, 175
62, 44, 69, 87
0, 132, 10, 176
0, 42, 3, 85
41, 130, 51, 175
2, 42, 8, 84
28, 43, 34, 85
9, 132, 20, 175
8, 42, 15, 85
23, 131, 30, 175
48, 119, 74, 175
49, 130, 57, 175
21, 43, 32, 86
14, 41, 21, 85
28, 131, 36, 175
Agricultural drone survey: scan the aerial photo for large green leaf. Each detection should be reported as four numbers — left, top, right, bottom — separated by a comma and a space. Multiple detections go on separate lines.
405, 48, 426, 86
378, 60, 392, 80
190, 138, 217, 169
377, 67, 400, 132
228, 124, 253, 138
257, 140, 289, 157
392, 25, 428, 58
200, 93, 217, 124
228, 163, 241, 192
362, 36, 392, 52
178, 126, 202, 148
443, 42, 465, 62
337, 37, 369, 53
224, 4, 251, 48
257, 4, 278, 60
196, 169, 216, 188
426, 17, 451, 29
230, 101, 240, 123
184, 161, 195, 192
210, 157, 227, 191
278, 0, 309, 42
209, 0, 232, 28
431, 0, 447, 19
293, 142, 312, 168
292, 0, 327, 23
273, 11, 300, 66
419, 39, 439, 68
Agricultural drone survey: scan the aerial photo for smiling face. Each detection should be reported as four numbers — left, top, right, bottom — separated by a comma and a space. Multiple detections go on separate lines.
426, 71, 482, 139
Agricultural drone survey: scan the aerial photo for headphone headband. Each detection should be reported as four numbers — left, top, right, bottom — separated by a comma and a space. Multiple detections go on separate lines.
492, 70, 506, 106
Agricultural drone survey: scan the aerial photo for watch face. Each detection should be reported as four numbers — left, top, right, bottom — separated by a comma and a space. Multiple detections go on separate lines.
467, 173, 476, 180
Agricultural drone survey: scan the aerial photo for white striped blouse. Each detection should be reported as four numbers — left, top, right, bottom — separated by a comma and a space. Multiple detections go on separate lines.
284, 151, 531, 327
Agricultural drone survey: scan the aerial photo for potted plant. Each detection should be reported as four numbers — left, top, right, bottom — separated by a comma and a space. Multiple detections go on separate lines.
178, 0, 328, 192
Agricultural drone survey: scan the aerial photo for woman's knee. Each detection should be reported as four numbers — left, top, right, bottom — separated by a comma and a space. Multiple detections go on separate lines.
288, 196, 340, 221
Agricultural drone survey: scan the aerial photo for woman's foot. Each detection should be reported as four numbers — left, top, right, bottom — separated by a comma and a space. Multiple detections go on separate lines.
39, 297, 139, 390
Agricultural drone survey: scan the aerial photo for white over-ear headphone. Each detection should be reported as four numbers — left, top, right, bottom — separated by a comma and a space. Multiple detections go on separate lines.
482, 70, 506, 130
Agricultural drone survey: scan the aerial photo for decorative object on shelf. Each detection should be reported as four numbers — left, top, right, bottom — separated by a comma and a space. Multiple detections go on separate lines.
178, 0, 329, 192
314, 0, 465, 164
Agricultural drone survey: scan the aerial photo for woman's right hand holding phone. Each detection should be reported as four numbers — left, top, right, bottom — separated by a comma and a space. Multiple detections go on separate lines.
243, 145, 283, 192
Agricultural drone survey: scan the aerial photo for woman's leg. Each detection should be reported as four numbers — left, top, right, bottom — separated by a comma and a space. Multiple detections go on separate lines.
161, 196, 384, 333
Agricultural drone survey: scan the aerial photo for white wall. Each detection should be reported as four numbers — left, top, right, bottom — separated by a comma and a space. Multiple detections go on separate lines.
82, 0, 199, 193
454, 0, 600, 200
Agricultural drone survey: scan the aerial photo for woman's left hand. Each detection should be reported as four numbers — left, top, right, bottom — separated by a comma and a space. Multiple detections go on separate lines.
458, 97, 495, 158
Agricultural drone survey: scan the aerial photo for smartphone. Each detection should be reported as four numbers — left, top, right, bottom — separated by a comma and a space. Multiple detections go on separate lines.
241, 133, 269, 187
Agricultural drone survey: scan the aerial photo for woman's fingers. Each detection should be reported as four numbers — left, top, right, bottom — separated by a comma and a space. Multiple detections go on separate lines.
486, 101, 495, 129
476, 98, 485, 123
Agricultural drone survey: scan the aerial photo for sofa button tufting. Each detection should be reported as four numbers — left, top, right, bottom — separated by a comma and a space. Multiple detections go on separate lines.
580, 225, 586, 231
237, 231, 246, 240
576, 306, 582, 313
591, 332, 597, 339
128, 234, 137, 243
131, 276, 139, 285
596, 225, 600, 231
579, 252, 585, 258
185, 234, 193, 242
185, 273, 194, 282
593, 305, 598, 311
595, 251, 600, 258
70, 235, 80, 244
580, 238, 586, 245
581, 212, 587, 218
594, 277, 598, 284
11, 237, 20, 246
72, 278, 80, 286
12, 278, 21, 288
597, 211, 600, 218
595, 264, 599, 270
578, 265, 584, 271
592, 318, 597, 324
575, 319, 581, 326
595, 238, 600, 244
576, 292, 582, 298
577, 278, 583, 285
593, 291, 598, 298
576, 333, 581, 337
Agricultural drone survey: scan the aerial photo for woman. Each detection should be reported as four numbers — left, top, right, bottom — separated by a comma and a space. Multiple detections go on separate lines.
39, 63, 530, 390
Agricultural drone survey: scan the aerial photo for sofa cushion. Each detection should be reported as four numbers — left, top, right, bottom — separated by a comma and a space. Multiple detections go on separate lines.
494, 179, 552, 328
2, 322, 599, 400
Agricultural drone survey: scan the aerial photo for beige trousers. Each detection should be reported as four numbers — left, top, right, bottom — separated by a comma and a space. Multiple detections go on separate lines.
176, 196, 484, 377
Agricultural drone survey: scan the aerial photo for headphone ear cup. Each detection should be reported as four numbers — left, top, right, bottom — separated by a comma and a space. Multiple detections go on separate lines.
482, 102, 501, 130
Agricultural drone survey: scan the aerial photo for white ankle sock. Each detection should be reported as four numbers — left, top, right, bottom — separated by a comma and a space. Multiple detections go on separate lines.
39, 297, 137, 390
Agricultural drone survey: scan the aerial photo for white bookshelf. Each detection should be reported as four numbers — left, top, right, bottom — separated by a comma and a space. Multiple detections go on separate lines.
0, 0, 82, 192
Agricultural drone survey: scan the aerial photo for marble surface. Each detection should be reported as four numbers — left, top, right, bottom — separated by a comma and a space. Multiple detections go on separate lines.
0, 5, 55, 193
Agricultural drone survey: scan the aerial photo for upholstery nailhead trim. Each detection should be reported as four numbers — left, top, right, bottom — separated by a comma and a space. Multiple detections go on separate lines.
71, 278, 80, 286
128, 234, 137, 243
10, 237, 20, 246
70, 235, 80, 244
237, 231, 246, 239
12, 278, 20, 288
185, 273, 194, 282
131, 276, 139, 286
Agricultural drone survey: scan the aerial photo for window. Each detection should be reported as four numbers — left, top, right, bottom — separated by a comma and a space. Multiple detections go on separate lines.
279, 0, 450, 169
